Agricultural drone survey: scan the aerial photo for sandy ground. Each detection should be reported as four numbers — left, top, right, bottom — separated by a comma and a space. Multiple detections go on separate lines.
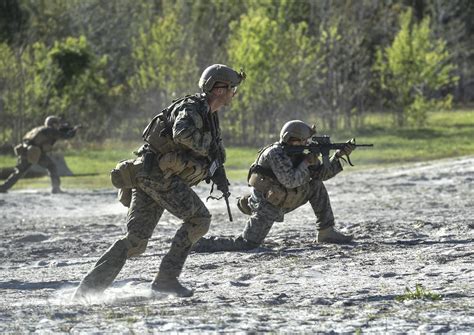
0, 157, 473, 333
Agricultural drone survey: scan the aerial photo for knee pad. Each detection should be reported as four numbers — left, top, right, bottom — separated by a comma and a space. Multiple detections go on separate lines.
186, 216, 211, 243
122, 233, 149, 258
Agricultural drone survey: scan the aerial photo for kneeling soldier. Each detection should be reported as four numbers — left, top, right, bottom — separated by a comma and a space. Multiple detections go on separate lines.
74, 64, 245, 298
193, 120, 355, 253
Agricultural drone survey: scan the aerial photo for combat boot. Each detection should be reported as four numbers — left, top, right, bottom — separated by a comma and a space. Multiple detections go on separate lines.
317, 226, 353, 244
237, 194, 252, 215
151, 276, 193, 297
52, 187, 64, 194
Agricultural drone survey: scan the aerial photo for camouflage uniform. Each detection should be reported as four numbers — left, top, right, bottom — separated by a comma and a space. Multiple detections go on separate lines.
193, 142, 344, 252
0, 125, 76, 193
75, 94, 222, 296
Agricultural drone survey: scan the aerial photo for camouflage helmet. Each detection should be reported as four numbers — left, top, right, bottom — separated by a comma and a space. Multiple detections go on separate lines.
280, 120, 316, 143
198, 64, 245, 93
44, 115, 60, 127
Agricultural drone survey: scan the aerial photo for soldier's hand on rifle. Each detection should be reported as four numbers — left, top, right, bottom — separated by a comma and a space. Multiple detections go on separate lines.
212, 166, 230, 196
304, 152, 320, 166
336, 139, 356, 158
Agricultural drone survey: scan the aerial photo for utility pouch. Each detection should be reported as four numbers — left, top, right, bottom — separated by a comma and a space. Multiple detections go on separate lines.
248, 173, 287, 207
158, 151, 207, 184
26, 145, 41, 164
158, 152, 187, 178
110, 159, 142, 189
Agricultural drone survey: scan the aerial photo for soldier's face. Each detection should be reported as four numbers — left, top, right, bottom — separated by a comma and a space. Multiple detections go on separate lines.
223, 87, 236, 106
288, 139, 308, 146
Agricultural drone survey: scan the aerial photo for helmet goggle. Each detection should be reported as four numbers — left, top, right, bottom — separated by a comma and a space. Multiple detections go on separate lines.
213, 84, 239, 95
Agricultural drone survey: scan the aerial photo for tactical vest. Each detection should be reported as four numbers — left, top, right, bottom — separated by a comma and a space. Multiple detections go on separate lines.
142, 94, 208, 155
23, 126, 46, 144
141, 94, 212, 185
23, 126, 55, 152
248, 143, 311, 209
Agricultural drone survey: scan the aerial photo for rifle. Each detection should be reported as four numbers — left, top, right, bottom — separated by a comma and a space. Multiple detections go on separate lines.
206, 115, 233, 222
59, 122, 82, 133
284, 135, 373, 167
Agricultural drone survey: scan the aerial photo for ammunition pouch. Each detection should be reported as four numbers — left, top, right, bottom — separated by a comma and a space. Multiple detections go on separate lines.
25, 145, 42, 164
249, 172, 287, 207
110, 159, 143, 189
158, 151, 207, 185
117, 188, 133, 207
248, 172, 309, 209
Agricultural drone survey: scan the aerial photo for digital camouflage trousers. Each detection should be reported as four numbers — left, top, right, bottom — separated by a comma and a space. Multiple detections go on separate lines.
193, 179, 334, 252
75, 173, 211, 295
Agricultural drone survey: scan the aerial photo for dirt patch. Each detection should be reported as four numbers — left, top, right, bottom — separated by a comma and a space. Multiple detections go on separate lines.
0, 157, 473, 333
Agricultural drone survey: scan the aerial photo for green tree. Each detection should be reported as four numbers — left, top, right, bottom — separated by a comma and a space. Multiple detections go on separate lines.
0, 36, 109, 142
0, 41, 40, 142
38, 36, 109, 139
227, 8, 321, 145
374, 8, 458, 126
129, 9, 198, 125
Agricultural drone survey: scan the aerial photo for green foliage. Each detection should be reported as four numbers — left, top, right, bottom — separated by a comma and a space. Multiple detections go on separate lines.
374, 9, 458, 127
0, 36, 109, 142
36, 36, 109, 139
0, 0, 28, 45
395, 284, 442, 302
0, 41, 38, 142
0, 1, 473, 147
227, 7, 320, 144
129, 9, 198, 110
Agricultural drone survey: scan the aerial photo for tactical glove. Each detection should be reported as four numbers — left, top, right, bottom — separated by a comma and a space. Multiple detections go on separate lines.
336, 139, 356, 158
304, 152, 320, 166
212, 166, 230, 196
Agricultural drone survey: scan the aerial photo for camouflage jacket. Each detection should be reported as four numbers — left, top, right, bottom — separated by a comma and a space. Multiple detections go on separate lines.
22, 126, 77, 152
168, 94, 225, 162
256, 142, 343, 189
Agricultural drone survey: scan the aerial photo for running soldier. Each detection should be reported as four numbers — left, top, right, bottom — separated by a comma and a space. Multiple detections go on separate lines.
0, 116, 79, 193
74, 64, 245, 298
193, 120, 355, 253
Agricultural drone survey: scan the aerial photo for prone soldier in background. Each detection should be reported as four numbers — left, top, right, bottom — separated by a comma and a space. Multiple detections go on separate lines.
74, 64, 245, 299
193, 120, 356, 253
0, 116, 80, 194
